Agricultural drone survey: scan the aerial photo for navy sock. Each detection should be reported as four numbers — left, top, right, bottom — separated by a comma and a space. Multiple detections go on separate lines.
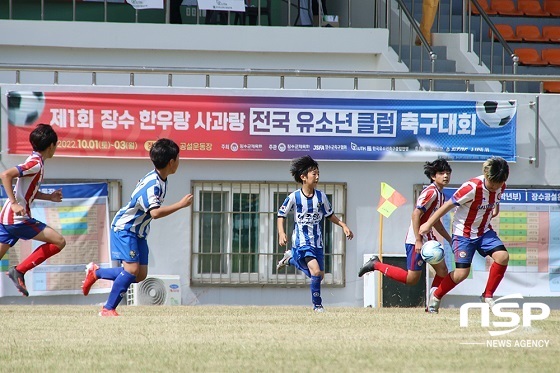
104, 270, 136, 310
311, 275, 322, 306
96, 267, 124, 281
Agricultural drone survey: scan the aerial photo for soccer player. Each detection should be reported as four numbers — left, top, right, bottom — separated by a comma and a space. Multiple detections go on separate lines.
276, 155, 353, 312
419, 156, 510, 313
81, 138, 193, 316
358, 159, 452, 293
0, 123, 66, 296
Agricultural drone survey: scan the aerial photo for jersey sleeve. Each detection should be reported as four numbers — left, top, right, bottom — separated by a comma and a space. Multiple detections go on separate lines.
321, 191, 334, 218
452, 182, 475, 206
416, 186, 436, 212
17, 159, 41, 177
278, 194, 293, 218
144, 182, 163, 212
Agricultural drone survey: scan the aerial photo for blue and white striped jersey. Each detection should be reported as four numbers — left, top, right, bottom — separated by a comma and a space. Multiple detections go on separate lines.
111, 170, 167, 238
278, 189, 333, 249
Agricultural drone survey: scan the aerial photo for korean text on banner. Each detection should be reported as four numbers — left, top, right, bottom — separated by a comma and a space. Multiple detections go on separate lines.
377, 182, 407, 218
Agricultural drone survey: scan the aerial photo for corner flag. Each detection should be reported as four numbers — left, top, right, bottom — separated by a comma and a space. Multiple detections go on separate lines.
377, 182, 407, 218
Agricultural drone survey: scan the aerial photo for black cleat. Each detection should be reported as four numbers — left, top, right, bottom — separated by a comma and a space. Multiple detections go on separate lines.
358, 256, 380, 277
7, 266, 29, 297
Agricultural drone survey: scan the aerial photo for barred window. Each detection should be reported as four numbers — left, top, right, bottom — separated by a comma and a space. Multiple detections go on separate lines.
191, 181, 347, 286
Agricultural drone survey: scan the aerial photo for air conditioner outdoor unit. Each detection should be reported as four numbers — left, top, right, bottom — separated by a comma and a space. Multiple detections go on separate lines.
127, 275, 181, 306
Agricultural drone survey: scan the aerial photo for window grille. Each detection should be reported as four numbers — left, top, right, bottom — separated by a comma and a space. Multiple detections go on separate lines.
191, 181, 347, 286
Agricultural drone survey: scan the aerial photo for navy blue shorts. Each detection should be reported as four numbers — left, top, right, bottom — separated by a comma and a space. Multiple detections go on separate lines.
405, 243, 425, 271
0, 219, 47, 246
453, 229, 504, 264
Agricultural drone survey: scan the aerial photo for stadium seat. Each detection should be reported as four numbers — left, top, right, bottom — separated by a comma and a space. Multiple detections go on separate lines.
542, 49, 560, 65
515, 48, 548, 65
516, 25, 547, 42
543, 25, 560, 42
518, 0, 551, 16
471, 0, 498, 15
491, 24, 522, 42
543, 81, 560, 93
544, 0, 560, 15
493, 0, 524, 15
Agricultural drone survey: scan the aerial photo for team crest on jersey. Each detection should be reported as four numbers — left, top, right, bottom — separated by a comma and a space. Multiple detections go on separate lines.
459, 251, 467, 258
130, 250, 137, 259
279, 205, 287, 213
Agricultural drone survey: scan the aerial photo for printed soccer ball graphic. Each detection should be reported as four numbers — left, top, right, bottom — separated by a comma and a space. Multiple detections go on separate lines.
475, 100, 516, 128
421, 240, 444, 265
7, 91, 46, 126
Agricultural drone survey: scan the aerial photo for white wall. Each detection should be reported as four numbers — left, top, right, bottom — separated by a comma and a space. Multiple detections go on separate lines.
1, 20, 560, 307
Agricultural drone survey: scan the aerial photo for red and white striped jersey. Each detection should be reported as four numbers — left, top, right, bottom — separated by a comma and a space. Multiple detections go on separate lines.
0, 152, 44, 225
451, 175, 506, 239
405, 183, 445, 244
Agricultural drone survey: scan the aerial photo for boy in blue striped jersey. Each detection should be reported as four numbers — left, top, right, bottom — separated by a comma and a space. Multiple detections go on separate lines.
277, 155, 353, 312
82, 138, 193, 316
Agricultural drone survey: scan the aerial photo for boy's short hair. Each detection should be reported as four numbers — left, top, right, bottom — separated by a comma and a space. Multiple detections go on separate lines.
483, 156, 509, 183
290, 155, 319, 184
423, 158, 452, 182
150, 138, 180, 169
29, 123, 58, 152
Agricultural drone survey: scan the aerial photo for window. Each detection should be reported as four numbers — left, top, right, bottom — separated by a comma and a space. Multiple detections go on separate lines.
191, 181, 347, 286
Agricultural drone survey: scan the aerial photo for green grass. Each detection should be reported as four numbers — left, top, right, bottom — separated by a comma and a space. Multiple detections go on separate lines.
1, 305, 559, 372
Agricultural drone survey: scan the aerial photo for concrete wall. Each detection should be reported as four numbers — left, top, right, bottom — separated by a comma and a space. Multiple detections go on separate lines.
1, 20, 559, 308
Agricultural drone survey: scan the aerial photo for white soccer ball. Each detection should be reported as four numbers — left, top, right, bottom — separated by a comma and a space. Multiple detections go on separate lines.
475, 100, 516, 128
7, 91, 46, 127
421, 240, 444, 265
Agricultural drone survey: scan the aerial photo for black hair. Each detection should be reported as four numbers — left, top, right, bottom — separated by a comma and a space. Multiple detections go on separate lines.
29, 123, 58, 152
483, 156, 509, 183
423, 158, 452, 182
290, 155, 319, 184
150, 138, 180, 169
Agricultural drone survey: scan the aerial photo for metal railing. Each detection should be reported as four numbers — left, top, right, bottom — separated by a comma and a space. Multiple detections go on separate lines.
1, 63, 559, 92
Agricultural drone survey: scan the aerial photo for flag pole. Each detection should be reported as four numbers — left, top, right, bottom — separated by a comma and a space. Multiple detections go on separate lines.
377, 213, 383, 309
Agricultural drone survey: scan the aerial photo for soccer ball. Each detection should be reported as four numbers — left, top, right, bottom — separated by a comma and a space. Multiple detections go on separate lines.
421, 240, 444, 265
475, 100, 516, 128
7, 91, 46, 126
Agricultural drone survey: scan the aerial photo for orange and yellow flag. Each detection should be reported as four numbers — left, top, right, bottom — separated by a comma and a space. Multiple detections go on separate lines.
377, 182, 407, 218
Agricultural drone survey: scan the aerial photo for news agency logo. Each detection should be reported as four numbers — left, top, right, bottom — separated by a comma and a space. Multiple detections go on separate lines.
460, 293, 550, 337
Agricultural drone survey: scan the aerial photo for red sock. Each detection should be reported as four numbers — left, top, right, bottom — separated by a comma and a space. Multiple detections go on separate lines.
374, 262, 408, 284
483, 262, 507, 298
430, 274, 444, 289
16, 243, 62, 273
434, 273, 458, 299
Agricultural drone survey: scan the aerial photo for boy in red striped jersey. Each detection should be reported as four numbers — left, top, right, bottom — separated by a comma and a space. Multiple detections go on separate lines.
0, 124, 66, 296
359, 159, 452, 293
420, 156, 510, 313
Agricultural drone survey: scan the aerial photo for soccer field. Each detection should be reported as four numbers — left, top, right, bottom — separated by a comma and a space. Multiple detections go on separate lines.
1, 305, 558, 372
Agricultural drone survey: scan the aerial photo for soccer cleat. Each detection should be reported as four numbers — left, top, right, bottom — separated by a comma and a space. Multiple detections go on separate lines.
427, 287, 440, 314
99, 308, 120, 317
358, 255, 380, 277
480, 294, 496, 308
82, 262, 99, 296
313, 305, 325, 313
276, 250, 292, 270
7, 266, 29, 297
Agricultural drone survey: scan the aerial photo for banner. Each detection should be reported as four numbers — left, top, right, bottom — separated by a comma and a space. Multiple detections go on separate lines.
126, 0, 163, 9
6, 91, 517, 161
197, 0, 246, 11
0, 183, 112, 297
437, 187, 560, 297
